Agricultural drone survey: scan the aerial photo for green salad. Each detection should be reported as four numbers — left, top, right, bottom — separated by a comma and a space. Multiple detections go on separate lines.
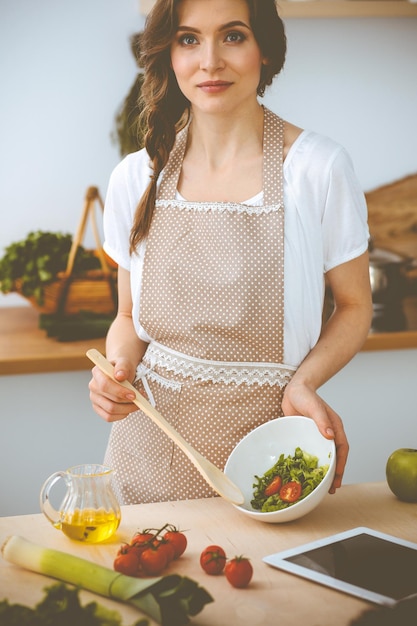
251, 447, 329, 512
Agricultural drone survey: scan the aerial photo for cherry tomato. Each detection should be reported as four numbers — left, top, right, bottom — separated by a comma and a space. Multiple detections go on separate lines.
279, 481, 302, 502
164, 529, 187, 559
225, 556, 253, 588
129, 541, 151, 563
263, 475, 282, 497
155, 538, 176, 564
200, 545, 227, 575
131, 531, 155, 547
113, 546, 140, 577
140, 545, 168, 576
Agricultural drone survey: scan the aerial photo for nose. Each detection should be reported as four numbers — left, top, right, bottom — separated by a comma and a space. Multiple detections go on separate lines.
200, 41, 225, 72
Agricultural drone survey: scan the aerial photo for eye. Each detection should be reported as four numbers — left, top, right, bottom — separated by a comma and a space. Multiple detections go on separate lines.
225, 30, 247, 43
178, 33, 199, 46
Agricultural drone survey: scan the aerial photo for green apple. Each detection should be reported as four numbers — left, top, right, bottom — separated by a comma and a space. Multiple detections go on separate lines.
386, 448, 417, 502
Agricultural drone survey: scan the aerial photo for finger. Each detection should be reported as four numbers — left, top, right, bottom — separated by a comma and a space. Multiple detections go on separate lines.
109, 357, 137, 384
90, 367, 136, 402
313, 400, 349, 493
330, 433, 349, 492
90, 391, 137, 423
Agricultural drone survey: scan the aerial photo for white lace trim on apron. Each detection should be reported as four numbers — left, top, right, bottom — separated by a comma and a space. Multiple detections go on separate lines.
155, 198, 283, 216
135, 363, 181, 407
140, 341, 296, 388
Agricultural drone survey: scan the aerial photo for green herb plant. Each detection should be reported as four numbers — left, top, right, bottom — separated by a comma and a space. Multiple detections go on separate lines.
0, 231, 100, 306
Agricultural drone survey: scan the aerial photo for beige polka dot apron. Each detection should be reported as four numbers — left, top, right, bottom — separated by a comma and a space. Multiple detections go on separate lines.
105, 108, 296, 504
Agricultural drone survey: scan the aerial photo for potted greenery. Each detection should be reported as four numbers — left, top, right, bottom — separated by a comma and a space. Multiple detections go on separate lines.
112, 32, 146, 156
0, 230, 101, 307
0, 185, 118, 340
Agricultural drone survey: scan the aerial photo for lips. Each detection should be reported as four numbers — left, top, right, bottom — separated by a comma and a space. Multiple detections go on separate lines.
197, 80, 232, 92
197, 80, 231, 87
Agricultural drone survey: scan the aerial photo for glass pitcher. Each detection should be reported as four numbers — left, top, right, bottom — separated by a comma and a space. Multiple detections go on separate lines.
40, 464, 121, 543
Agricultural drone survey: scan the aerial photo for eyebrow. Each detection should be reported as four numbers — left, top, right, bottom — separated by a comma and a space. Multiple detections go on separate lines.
176, 20, 251, 34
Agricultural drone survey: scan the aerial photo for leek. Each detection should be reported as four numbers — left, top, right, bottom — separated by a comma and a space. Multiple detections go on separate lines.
1, 535, 212, 626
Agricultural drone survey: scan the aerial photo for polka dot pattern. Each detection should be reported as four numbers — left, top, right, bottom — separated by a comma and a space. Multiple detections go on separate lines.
105, 109, 289, 505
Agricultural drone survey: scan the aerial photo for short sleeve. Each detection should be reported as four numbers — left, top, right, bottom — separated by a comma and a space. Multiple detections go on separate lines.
321, 148, 369, 272
103, 149, 152, 270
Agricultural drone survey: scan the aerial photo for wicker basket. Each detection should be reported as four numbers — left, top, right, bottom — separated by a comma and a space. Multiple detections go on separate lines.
18, 187, 117, 316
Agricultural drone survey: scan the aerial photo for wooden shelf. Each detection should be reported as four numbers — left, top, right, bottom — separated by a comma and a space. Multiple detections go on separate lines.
1, 303, 416, 376
139, 1, 417, 18
0, 306, 106, 375
277, 1, 417, 18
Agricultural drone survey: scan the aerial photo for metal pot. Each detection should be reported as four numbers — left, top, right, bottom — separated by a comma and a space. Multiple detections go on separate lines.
368, 244, 413, 304
367, 243, 417, 332
323, 242, 416, 332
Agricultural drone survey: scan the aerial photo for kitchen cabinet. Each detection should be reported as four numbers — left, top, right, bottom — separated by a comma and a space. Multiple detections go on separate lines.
139, 0, 417, 18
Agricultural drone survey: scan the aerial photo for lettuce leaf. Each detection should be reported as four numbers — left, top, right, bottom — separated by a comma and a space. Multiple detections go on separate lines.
251, 447, 329, 512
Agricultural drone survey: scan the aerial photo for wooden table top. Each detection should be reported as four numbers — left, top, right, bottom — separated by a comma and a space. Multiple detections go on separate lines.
1, 482, 416, 625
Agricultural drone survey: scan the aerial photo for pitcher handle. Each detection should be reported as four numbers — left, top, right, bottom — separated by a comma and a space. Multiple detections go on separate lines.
39, 471, 67, 527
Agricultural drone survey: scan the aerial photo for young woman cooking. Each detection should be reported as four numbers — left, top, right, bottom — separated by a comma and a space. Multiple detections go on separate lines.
89, 0, 372, 504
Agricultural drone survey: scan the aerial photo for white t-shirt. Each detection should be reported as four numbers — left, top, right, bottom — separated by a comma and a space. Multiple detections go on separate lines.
103, 129, 369, 368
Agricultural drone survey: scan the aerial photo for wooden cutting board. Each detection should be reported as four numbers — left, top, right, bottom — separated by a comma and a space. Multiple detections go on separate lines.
366, 173, 417, 262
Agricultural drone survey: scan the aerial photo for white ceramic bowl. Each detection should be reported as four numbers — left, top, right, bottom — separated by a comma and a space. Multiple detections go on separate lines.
224, 416, 336, 523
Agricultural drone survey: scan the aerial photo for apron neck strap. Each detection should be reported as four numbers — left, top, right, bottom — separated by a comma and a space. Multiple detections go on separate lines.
158, 107, 285, 207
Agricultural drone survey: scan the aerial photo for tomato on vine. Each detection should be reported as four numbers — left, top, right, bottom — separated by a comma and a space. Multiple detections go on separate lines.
155, 538, 176, 564
113, 545, 140, 577
131, 530, 155, 547
113, 522, 188, 578
140, 544, 168, 576
164, 527, 188, 559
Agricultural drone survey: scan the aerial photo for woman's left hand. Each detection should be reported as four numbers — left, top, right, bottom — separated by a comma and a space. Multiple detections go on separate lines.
282, 382, 348, 493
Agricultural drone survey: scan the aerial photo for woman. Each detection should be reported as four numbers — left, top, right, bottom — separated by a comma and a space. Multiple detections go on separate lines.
89, 0, 372, 505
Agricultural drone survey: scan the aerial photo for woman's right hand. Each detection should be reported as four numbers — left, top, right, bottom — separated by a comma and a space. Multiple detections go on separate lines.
89, 358, 138, 422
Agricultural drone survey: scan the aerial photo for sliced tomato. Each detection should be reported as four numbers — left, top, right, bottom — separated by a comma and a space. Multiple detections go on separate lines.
279, 481, 302, 502
263, 475, 282, 497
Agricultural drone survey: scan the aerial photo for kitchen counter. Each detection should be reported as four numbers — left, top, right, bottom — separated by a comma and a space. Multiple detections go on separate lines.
0, 306, 105, 375
1, 300, 417, 375
0, 482, 416, 625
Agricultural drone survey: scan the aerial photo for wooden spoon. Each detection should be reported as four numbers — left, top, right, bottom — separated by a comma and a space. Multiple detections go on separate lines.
86, 349, 244, 505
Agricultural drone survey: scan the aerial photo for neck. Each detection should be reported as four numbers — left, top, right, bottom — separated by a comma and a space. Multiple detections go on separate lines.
186, 103, 265, 170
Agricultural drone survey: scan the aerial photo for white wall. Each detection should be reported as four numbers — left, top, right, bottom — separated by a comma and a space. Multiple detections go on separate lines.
1, 4, 416, 278
1, 4, 416, 515
0, 371, 111, 516
0, 0, 143, 308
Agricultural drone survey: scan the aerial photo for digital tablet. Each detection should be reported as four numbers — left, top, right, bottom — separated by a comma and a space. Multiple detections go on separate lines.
263, 527, 417, 606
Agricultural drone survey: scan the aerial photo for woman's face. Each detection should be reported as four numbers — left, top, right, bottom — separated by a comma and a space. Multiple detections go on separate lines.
170, 0, 266, 116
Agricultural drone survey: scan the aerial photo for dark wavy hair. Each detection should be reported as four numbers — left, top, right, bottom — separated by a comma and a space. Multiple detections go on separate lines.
130, 0, 286, 251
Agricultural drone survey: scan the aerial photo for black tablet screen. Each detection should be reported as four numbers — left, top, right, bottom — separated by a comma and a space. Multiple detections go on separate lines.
285, 533, 417, 601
